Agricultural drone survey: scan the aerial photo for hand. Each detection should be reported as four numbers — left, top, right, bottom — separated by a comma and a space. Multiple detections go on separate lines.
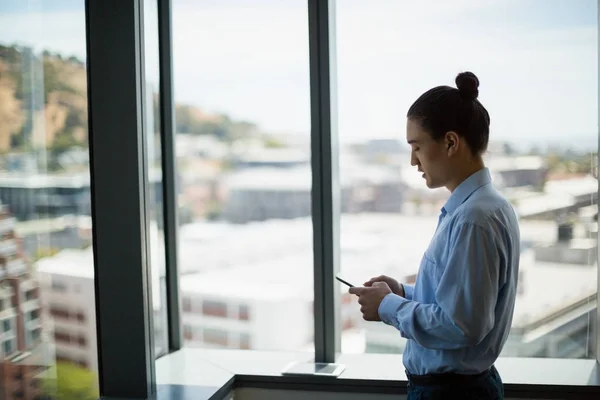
349, 282, 392, 321
364, 275, 404, 297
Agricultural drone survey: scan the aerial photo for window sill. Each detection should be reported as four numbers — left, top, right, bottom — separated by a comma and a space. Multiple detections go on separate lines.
154, 348, 600, 400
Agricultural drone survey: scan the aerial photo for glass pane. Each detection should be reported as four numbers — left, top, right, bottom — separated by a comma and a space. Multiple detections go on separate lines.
172, 0, 313, 352
0, 0, 98, 398
336, 0, 598, 360
143, 0, 169, 358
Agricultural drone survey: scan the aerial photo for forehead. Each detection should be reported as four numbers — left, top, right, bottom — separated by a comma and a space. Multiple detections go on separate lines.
406, 118, 428, 143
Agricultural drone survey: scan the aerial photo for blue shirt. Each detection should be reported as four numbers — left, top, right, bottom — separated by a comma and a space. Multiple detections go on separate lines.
378, 168, 520, 375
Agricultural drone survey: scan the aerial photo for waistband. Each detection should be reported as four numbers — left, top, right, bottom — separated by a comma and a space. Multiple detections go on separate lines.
406, 367, 491, 386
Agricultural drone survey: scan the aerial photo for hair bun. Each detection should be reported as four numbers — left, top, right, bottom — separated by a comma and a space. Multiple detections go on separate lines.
455, 71, 479, 100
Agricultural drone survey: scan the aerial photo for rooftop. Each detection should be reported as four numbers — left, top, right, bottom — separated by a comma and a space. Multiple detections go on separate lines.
0, 167, 163, 189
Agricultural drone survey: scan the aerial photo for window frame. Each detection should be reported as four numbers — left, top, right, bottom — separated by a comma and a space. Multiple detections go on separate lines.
83, 0, 600, 398
86, 0, 156, 397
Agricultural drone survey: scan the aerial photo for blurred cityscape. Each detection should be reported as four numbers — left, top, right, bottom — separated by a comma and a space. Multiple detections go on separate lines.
0, 17, 598, 399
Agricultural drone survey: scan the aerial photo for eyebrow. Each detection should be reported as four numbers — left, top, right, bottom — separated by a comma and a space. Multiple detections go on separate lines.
407, 140, 419, 144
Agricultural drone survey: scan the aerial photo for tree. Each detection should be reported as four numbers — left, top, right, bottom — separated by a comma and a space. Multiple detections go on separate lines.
33, 247, 60, 262
42, 362, 98, 400
264, 136, 285, 149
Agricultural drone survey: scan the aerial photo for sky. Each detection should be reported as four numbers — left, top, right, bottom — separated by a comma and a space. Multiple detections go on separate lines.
0, 0, 597, 149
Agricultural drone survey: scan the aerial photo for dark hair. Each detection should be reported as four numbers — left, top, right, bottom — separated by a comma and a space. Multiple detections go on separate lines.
407, 72, 490, 155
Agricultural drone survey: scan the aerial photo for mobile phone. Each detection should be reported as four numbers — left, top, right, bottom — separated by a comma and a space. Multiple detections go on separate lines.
335, 274, 355, 288
281, 361, 345, 377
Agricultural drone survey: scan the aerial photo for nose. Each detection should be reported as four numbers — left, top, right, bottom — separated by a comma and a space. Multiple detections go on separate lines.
410, 151, 418, 167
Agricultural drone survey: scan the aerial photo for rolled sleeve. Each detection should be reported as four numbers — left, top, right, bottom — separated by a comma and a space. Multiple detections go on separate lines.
378, 293, 407, 327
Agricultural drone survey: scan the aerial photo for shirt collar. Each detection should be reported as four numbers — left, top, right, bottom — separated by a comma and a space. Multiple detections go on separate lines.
442, 168, 492, 216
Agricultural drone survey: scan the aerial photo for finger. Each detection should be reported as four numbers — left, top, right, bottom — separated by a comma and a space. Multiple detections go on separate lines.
372, 282, 388, 288
365, 275, 389, 286
349, 287, 365, 296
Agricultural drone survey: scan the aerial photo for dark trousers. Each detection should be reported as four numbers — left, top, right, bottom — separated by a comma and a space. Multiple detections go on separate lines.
407, 365, 504, 400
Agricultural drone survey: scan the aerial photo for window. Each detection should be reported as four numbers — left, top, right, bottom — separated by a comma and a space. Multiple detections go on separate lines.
51, 280, 67, 293
49, 307, 69, 320
173, 0, 313, 353
54, 332, 70, 344
3, 340, 13, 355
238, 304, 250, 321
203, 328, 228, 347
24, 290, 36, 301
0, 1, 98, 397
183, 324, 193, 341
3, 320, 10, 333
142, 0, 169, 357
182, 296, 191, 312
239, 333, 251, 350
202, 300, 227, 318
75, 312, 85, 323
336, 0, 598, 359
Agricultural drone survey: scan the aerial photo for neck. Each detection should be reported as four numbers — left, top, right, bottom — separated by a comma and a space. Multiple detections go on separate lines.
446, 156, 485, 192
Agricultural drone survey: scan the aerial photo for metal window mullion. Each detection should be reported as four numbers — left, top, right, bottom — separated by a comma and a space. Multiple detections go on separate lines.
308, 0, 341, 364
596, 0, 600, 365
157, 0, 182, 352
86, 0, 156, 397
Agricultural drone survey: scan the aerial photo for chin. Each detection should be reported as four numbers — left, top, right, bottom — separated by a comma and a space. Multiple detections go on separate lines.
425, 179, 441, 189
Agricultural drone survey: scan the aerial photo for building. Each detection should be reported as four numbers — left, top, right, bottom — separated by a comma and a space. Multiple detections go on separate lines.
220, 165, 406, 223
35, 247, 98, 374
232, 148, 309, 170
511, 175, 597, 220
0, 174, 91, 221
0, 170, 164, 221
486, 156, 548, 188
35, 222, 166, 375
0, 205, 47, 400
179, 255, 359, 351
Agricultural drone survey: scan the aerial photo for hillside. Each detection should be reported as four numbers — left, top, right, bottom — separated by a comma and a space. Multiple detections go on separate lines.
0, 44, 259, 168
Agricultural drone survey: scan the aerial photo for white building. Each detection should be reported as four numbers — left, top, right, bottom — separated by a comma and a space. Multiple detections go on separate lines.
35, 248, 98, 372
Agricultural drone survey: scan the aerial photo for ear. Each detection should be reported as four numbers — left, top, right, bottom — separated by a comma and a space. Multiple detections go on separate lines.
444, 131, 460, 155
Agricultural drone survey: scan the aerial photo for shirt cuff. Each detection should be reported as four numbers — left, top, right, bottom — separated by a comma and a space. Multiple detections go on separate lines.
378, 293, 407, 326
402, 284, 414, 300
